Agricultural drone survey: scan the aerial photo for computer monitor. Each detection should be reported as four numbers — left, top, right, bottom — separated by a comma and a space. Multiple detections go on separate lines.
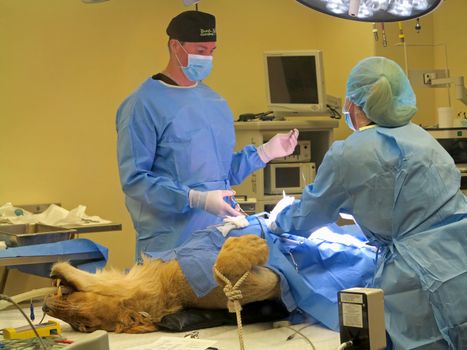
264, 50, 327, 116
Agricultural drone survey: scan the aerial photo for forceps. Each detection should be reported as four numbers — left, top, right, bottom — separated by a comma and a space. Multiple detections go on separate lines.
225, 195, 248, 216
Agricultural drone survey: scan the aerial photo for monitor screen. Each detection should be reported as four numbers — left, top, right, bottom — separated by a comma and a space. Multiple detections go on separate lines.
267, 56, 319, 104
264, 50, 326, 115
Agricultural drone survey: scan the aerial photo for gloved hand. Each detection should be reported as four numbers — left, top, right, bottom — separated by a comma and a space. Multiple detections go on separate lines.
189, 189, 242, 217
257, 129, 299, 163
266, 193, 296, 232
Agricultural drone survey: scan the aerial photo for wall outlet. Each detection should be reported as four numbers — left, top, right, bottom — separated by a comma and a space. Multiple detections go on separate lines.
408, 69, 450, 88
423, 72, 437, 84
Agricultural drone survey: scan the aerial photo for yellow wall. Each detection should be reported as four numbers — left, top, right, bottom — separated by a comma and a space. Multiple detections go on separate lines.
433, 1, 467, 116
373, 1, 467, 126
1, 0, 375, 294
374, 16, 437, 126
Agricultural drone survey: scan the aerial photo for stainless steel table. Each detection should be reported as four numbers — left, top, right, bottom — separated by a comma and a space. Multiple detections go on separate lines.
63, 223, 122, 235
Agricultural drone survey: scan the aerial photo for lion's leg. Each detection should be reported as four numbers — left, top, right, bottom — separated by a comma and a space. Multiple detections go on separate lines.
237, 266, 281, 303
50, 262, 126, 295
214, 235, 269, 281
213, 234, 281, 303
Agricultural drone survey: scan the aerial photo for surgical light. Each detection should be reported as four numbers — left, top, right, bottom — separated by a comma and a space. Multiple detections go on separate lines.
296, 0, 444, 22
326, 0, 348, 14
82, 0, 199, 4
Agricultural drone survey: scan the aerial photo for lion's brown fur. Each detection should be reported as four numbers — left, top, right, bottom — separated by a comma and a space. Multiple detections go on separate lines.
44, 235, 281, 333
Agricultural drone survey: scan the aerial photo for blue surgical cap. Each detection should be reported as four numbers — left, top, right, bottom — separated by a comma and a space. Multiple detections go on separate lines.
346, 56, 417, 127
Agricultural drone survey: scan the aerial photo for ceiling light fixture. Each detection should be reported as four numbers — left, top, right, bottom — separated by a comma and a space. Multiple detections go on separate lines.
296, 0, 444, 22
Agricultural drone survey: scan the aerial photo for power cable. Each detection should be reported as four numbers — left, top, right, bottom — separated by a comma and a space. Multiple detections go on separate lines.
0, 294, 48, 350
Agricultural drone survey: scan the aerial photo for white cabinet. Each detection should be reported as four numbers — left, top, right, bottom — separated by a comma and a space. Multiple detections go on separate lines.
233, 119, 339, 212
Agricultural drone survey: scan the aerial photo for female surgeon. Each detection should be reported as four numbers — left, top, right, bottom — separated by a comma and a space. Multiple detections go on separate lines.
269, 56, 467, 349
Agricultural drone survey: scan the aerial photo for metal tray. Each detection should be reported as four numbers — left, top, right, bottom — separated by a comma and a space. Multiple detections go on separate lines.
0, 224, 76, 247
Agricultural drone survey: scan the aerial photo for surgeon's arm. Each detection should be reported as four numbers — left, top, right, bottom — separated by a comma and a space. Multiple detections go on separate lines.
228, 145, 266, 185
228, 129, 299, 185
273, 142, 350, 237
117, 100, 191, 213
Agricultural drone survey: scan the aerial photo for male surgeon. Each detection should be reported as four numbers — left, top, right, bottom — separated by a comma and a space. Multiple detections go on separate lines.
117, 10, 298, 259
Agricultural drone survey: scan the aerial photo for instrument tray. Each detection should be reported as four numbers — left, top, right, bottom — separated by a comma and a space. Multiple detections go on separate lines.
0, 224, 76, 247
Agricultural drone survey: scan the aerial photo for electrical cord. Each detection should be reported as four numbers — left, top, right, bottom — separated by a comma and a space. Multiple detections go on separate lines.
253, 215, 266, 239
0, 337, 68, 349
38, 310, 47, 325
237, 111, 274, 122
286, 323, 312, 340
337, 340, 353, 350
326, 104, 342, 119
283, 325, 316, 349
0, 294, 49, 350
33, 293, 50, 326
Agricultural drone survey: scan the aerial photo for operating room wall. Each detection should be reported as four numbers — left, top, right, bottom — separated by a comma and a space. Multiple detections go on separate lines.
374, 16, 437, 127
0, 0, 376, 295
373, 1, 467, 127
432, 1, 467, 118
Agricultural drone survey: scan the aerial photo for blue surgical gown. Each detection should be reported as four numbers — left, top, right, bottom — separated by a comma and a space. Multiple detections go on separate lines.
275, 123, 467, 349
116, 78, 265, 257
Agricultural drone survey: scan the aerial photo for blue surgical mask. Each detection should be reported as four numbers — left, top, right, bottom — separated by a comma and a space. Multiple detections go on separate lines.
344, 111, 356, 131
176, 42, 213, 81
343, 99, 356, 131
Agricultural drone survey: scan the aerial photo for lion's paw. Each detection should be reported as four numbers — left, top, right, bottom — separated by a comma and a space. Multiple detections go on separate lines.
50, 261, 89, 291
214, 234, 269, 282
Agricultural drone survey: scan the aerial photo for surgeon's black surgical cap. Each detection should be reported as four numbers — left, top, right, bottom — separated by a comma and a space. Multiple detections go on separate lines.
166, 10, 216, 42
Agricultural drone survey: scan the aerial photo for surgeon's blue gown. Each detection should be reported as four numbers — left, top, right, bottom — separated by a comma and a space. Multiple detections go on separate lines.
275, 123, 467, 349
116, 78, 265, 257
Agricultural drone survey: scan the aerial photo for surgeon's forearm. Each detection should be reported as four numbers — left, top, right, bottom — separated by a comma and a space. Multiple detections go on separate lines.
228, 145, 266, 185
275, 201, 330, 237
123, 173, 191, 213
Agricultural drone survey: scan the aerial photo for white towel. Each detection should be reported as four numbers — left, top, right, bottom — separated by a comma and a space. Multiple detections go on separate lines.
0, 203, 111, 226
216, 215, 249, 237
